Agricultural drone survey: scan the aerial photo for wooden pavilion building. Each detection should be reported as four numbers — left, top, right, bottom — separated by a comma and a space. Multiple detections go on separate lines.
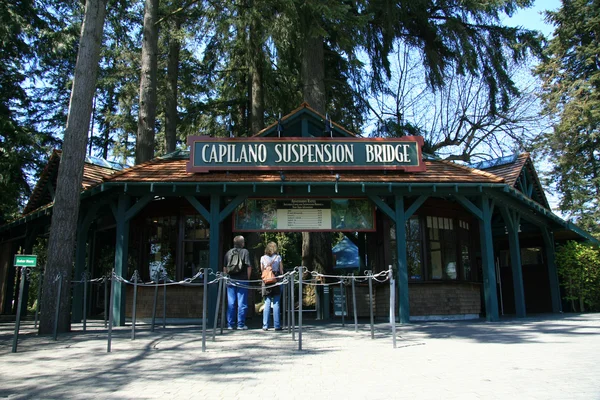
0, 104, 596, 325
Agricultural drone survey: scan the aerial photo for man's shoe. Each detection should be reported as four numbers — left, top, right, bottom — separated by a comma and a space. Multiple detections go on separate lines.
227, 326, 234, 330
239, 325, 249, 330
274, 327, 283, 331
262, 327, 268, 331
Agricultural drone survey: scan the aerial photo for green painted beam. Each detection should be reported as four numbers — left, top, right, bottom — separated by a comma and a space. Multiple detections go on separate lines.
219, 195, 247, 222
112, 195, 130, 326
367, 194, 394, 220
124, 195, 153, 222
207, 194, 221, 322
542, 228, 562, 313
185, 196, 211, 221
405, 195, 428, 219
499, 207, 526, 318
72, 202, 101, 322
394, 195, 410, 324
454, 195, 483, 220
479, 195, 499, 322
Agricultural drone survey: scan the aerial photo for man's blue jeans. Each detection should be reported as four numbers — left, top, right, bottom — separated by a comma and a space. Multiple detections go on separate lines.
227, 283, 248, 328
263, 293, 281, 329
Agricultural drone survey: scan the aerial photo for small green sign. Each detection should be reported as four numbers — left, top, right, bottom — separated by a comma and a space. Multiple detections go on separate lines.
14, 255, 37, 267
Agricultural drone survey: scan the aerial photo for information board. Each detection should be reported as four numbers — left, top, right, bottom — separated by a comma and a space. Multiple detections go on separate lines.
332, 287, 347, 317
233, 198, 375, 232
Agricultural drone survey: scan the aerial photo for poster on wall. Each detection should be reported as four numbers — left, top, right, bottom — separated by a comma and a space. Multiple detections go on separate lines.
233, 198, 375, 232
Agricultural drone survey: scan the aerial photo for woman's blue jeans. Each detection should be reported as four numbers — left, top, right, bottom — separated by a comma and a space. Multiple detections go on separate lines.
263, 293, 281, 329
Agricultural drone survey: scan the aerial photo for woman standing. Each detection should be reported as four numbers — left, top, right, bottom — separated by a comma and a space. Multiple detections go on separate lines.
261, 241, 283, 331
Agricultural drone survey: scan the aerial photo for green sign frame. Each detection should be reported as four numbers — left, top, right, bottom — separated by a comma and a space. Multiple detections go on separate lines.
187, 136, 425, 173
14, 255, 37, 268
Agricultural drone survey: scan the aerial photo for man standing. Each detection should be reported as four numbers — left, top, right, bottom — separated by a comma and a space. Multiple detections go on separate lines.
224, 235, 252, 330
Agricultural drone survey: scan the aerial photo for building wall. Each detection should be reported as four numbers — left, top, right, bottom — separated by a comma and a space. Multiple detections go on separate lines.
375, 282, 481, 319
125, 285, 205, 319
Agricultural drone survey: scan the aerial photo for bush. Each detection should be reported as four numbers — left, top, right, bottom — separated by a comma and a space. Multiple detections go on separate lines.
556, 241, 600, 312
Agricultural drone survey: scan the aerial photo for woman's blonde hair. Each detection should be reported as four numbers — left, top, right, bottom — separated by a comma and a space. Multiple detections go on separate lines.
264, 241, 278, 256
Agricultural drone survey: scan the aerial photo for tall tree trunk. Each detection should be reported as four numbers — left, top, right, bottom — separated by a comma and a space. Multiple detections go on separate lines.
39, 0, 107, 334
300, 31, 331, 274
135, 0, 159, 164
165, 16, 181, 153
249, 11, 264, 135
301, 35, 325, 113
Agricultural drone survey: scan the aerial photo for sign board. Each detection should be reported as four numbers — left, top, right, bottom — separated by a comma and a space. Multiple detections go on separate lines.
332, 287, 347, 317
233, 198, 375, 232
14, 255, 37, 268
187, 136, 425, 173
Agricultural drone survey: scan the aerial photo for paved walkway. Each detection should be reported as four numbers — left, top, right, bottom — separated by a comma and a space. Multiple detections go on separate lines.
1, 314, 599, 399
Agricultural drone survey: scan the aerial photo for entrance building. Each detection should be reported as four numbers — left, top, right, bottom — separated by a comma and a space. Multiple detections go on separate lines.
0, 103, 596, 325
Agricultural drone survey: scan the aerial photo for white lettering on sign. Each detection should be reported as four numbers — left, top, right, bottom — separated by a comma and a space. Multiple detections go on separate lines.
274, 144, 354, 163
202, 144, 268, 163
365, 144, 411, 163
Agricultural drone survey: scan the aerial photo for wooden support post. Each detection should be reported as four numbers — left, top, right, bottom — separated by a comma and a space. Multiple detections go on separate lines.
542, 228, 562, 313
112, 195, 130, 326
394, 195, 410, 324
479, 196, 499, 322
500, 207, 526, 317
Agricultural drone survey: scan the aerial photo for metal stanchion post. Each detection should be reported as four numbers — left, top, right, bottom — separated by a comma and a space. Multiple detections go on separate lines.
290, 272, 295, 339
213, 276, 223, 341
352, 274, 358, 332
162, 281, 167, 329
53, 274, 62, 341
34, 269, 43, 330
220, 277, 226, 334
202, 268, 208, 352
132, 271, 138, 340
12, 267, 26, 353
282, 277, 287, 329
368, 272, 374, 340
107, 271, 115, 353
151, 279, 158, 332
340, 280, 345, 327
298, 267, 303, 351
82, 272, 88, 332
104, 276, 108, 328
389, 266, 396, 348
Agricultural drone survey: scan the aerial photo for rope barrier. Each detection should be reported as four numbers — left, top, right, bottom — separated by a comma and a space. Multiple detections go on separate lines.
95, 266, 397, 353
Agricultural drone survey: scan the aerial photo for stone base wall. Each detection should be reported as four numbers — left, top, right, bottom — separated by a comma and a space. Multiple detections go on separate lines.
374, 282, 481, 319
125, 285, 204, 319
408, 282, 481, 316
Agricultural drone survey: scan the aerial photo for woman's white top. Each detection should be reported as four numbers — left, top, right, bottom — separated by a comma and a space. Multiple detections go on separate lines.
260, 254, 282, 273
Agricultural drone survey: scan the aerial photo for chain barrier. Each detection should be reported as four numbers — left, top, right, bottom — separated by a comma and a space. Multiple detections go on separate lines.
97, 266, 396, 353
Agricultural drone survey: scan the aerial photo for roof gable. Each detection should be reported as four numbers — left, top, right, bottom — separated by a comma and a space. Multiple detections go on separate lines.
472, 153, 550, 208
254, 103, 356, 138
23, 151, 125, 215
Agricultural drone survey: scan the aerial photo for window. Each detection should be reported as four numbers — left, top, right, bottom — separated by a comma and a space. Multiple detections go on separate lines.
427, 216, 457, 280
182, 215, 210, 279
389, 215, 473, 282
459, 220, 473, 280
147, 216, 178, 281
406, 217, 422, 280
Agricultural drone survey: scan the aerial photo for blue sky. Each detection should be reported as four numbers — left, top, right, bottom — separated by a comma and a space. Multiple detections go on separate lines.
504, 0, 562, 36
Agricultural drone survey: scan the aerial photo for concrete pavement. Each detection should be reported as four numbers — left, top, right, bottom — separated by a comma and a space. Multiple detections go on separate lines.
1, 314, 599, 399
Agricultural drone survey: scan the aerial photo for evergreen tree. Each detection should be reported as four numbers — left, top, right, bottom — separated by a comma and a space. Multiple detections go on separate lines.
40, 0, 108, 334
535, 0, 600, 236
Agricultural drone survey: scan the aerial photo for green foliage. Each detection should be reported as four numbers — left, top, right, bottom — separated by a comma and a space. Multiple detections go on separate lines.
535, 0, 600, 236
556, 241, 600, 312
259, 231, 302, 270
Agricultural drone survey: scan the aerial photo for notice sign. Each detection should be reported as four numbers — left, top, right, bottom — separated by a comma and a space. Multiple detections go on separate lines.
14, 255, 37, 268
277, 199, 332, 230
233, 198, 375, 232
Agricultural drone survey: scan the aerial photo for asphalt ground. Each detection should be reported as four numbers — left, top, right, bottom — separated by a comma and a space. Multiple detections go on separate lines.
1, 313, 599, 399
